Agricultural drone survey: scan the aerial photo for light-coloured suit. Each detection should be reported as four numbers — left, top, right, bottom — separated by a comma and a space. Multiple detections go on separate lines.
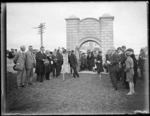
25, 51, 36, 84
13, 51, 26, 87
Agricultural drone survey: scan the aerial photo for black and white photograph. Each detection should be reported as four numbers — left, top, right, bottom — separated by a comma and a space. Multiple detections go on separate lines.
1, 1, 149, 115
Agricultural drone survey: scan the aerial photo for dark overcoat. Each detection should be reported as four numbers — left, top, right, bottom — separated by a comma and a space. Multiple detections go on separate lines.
130, 54, 138, 71
96, 54, 104, 73
35, 51, 47, 74
45, 56, 53, 73
138, 53, 146, 71
57, 52, 63, 66
69, 53, 78, 67
120, 52, 126, 66
108, 52, 120, 72
87, 53, 95, 69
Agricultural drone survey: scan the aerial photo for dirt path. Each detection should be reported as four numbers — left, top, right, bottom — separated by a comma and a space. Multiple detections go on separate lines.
6, 73, 148, 114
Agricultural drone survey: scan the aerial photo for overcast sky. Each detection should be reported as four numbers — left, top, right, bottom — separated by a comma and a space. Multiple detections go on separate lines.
7, 2, 147, 54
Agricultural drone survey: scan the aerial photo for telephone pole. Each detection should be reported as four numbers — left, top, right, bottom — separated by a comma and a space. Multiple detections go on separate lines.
33, 23, 45, 47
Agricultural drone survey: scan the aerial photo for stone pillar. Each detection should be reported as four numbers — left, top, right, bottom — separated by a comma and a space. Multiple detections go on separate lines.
99, 15, 114, 63
65, 16, 80, 51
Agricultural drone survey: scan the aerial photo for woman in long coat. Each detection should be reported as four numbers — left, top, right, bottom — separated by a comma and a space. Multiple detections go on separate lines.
96, 51, 104, 77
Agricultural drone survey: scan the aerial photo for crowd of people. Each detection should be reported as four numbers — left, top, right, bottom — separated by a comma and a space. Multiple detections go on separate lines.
11, 45, 148, 95
12, 45, 80, 89
103, 46, 148, 95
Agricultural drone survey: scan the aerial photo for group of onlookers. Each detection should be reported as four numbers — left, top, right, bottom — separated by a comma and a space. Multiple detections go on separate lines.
11, 45, 148, 95
79, 45, 148, 95
80, 50, 104, 77
104, 45, 148, 95
12, 45, 80, 88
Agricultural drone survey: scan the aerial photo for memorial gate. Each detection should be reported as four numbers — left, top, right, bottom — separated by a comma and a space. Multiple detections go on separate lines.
65, 14, 114, 61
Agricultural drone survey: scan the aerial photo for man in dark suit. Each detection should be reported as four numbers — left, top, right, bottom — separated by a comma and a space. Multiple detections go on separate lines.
107, 48, 120, 91
96, 51, 104, 77
70, 50, 79, 78
35, 46, 47, 82
120, 45, 129, 89
56, 49, 63, 77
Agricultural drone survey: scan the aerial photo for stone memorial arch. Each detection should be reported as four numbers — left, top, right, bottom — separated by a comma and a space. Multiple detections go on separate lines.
65, 14, 114, 59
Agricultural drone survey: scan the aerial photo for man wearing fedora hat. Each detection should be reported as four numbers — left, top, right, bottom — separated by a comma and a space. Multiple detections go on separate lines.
13, 45, 26, 88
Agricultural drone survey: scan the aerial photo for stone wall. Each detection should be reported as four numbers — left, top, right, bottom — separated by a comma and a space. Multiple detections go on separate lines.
65, 15, 114, 62
100, 17, 114, 61
66, 18, 80, 50
78, 18, 100, 41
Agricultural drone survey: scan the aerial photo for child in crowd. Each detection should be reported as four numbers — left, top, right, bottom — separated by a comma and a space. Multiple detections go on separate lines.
125, 50, 135, 95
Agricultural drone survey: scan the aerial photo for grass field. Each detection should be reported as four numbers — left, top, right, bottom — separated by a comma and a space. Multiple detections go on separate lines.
4, 58, 149, 114
5, 72, 149, 115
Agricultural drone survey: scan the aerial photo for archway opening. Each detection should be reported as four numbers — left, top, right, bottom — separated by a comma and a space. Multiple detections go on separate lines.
79, 40, 101, 72
79, 40, 101, 53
